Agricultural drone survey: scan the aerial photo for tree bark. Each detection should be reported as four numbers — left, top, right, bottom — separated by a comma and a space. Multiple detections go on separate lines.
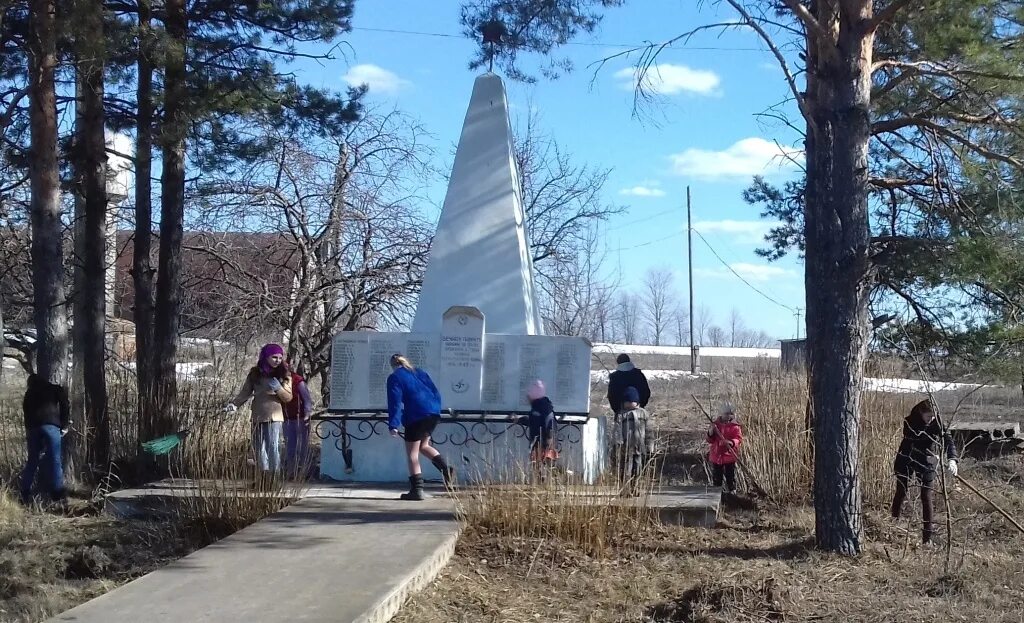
804, 0, 874, 556
152, 0, 187, 426
73, 0, 110, 470
133, 0, 161, 450
27, 0, 68, 386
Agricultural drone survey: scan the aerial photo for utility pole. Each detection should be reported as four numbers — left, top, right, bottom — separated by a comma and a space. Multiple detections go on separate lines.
795, 307, 804, 339
687, 186, 699, 374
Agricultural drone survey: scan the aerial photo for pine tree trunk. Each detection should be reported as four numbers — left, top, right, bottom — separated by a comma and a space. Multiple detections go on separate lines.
153, 0, 187, 423
804, 1, 874, 556
74, 0, 110, 470
28, 0, 68, 386
133, 0, 161, 451
69, 53, 88, 480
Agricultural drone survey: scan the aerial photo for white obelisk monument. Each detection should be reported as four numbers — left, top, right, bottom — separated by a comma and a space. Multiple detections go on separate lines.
412, 73, 543, 336
320, 73, 604, 484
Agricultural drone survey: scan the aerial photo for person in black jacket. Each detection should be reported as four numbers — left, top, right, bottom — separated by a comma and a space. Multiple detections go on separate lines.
19, 374, 70, 504
607, 354, 651, 414
891, 399, 958, 544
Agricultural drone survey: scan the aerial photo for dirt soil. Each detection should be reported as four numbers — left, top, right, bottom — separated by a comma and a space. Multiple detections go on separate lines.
395, 455, 1024, 623
0, 495, 210, 623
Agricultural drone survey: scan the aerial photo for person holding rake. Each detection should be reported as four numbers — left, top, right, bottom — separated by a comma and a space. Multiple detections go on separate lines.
891, 399, 959, 545
706, 402, 743, 494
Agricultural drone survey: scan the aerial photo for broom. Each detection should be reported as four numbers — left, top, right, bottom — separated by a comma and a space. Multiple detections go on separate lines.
141, 429, 192, 456
141, 408, 222, 456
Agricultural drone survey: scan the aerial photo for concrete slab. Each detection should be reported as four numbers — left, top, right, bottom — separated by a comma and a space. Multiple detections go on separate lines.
106, 480, 720, 528
49, 495, 459, 623
103, 480, 453, 518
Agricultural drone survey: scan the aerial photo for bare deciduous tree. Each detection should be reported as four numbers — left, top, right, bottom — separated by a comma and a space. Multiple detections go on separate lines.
696, 304, 713, 347
642, 267, 674, 346
706, 325, 726, 347
728, 308, 745, 348
515, 110, 623, 277
180, 112, 434, 403
616, 291, 640, 345
673, 304, 689, 347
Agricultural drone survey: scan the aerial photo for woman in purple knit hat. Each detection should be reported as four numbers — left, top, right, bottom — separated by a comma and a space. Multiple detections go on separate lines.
225, 343, 294, 480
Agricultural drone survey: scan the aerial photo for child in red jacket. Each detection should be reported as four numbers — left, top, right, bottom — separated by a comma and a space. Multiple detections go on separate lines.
707, 402, 743, 493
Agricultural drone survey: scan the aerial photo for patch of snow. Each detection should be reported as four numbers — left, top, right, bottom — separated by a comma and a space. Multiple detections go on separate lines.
591, 368, 983, 394
863, 377, 982, 394
591, 369, 705, 384
593, 343, 780, 359
119, 360, 214, 380
180, 337, 230, 348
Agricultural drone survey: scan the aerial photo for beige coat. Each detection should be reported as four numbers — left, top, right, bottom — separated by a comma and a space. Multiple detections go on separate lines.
231, 369, 293, 423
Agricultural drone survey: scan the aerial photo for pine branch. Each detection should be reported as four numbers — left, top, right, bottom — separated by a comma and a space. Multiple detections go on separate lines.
722, 0, 817, 133
867, 0, 916, 33
778, 0, 835, 46
872, 117, 1024, 170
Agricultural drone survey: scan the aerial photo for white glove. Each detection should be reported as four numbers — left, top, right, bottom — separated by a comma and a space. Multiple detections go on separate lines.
268, 378, 283, 392
224, 404, 237, 414
947, 459, 958, 477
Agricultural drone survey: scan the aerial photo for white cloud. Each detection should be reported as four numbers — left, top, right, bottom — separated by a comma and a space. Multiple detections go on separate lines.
342, 64, 410, 95
697, 262, 795, 282
730, 262, 794, 281
670, 137, 803, 180
620, 186, 667, 198
693, 219, 781, 244
614, 63, 721, 96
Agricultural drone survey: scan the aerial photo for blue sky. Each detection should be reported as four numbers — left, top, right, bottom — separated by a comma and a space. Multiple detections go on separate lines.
291, 1, 807, 340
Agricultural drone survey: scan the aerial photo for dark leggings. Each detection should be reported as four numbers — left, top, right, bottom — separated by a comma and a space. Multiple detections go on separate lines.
712, 463, 737, 491
892, 470, 936, 542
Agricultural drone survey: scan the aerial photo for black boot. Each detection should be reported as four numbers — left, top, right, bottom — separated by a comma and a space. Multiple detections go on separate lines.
431, 455, 456, 489
400, 475, 426, 501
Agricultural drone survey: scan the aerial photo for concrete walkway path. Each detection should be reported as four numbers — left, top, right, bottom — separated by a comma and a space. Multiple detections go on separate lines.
48, 487, 458, 623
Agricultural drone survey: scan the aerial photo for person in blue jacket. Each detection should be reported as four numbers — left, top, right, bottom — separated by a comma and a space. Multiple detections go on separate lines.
387, 353, 455, 500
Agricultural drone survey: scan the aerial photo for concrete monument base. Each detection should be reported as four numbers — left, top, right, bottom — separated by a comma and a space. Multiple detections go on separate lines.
318, 415, 607, 485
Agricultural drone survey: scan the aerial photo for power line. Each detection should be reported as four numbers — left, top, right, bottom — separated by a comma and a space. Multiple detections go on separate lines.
606, 207, 677, 232
609, 229, 682, 255
691, 228, 795, 312
350, 26, 768, 52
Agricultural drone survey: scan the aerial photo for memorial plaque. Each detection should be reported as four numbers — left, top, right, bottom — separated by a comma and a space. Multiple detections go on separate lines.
439, 306, 485, 409
481, 335, 517, 410
329, 333, 370, 410
328, 329, 592, 414
366, 334, 404, 409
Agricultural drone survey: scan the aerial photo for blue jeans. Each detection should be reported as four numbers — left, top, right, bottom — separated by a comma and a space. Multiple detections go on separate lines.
283, 419, 309, 472
20, 424, 65, 501
252, 421, 283, 473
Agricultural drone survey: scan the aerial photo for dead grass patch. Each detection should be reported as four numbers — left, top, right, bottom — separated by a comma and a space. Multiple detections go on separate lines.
396, 469, 1024, 623
0, 492, 210, 623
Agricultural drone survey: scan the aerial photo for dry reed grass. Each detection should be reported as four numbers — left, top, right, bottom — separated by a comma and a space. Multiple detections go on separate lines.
452, 443, 665, 556
1, 348, 311, 545
734, 370, 914, 507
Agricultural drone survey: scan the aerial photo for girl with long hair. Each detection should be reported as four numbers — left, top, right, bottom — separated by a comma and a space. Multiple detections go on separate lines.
386, 353, 455, 500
